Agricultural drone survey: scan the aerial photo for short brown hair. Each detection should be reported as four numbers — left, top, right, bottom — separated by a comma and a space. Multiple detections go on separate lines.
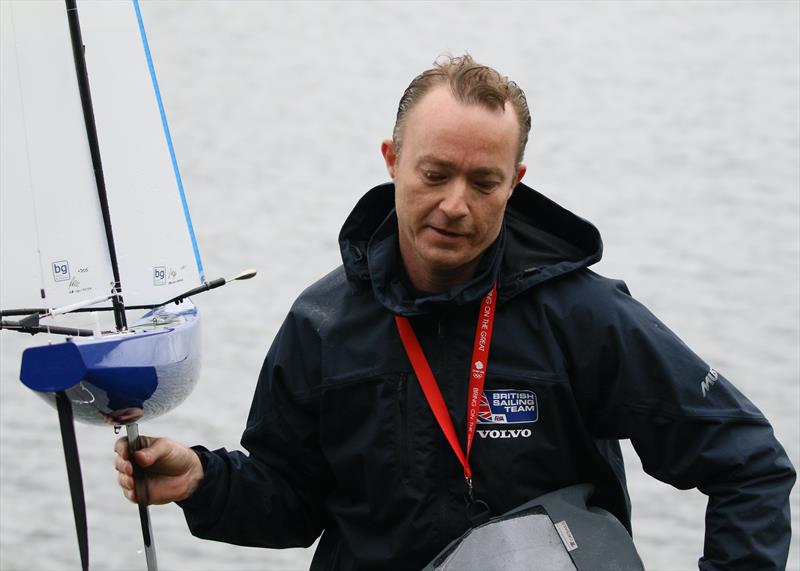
392, 54, 532, 165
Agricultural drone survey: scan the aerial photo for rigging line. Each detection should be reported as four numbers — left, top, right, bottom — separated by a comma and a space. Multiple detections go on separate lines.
64, 0, 127, 331
132, 0, 205, 285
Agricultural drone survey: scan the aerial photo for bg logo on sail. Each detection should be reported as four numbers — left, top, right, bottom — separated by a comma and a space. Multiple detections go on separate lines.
52, 260, 70, 282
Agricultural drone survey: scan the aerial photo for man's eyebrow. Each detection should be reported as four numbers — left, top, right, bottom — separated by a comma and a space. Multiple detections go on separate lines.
416, 155, 454, 169
471, 166, 506, 180
416, 155, 506, 180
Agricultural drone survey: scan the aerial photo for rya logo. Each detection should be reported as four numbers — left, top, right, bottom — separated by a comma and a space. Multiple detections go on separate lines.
701, 367, 719, 398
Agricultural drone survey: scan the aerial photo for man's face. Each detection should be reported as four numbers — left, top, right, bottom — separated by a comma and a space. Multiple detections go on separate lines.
382, 86, 526, 291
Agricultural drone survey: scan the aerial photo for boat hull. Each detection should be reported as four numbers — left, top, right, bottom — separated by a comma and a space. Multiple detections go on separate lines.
20, 302, 201, 426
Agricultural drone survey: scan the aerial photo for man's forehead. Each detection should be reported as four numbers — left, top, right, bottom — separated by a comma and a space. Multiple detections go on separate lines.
401, 86, 520, 164
403, 86, 518, 141
409, 84, 515, 122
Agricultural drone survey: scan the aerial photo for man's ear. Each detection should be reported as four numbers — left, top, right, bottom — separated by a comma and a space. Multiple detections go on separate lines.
381, 139, 398, 179
506, 164, 526, 201
514, 164, 527, 187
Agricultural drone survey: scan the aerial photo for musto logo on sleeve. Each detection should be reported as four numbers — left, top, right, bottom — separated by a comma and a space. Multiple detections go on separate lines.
477, 389, 537, 439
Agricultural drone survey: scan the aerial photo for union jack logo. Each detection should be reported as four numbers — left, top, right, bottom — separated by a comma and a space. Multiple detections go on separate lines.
478, 393, 493, 422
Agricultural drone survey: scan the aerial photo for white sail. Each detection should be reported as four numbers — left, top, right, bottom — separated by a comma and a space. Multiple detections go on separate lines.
80, 1, 205, 305
1, 1, 116, 311
1, 0, 204, 313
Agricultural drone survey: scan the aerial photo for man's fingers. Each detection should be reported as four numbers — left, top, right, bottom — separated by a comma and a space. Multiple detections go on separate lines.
116, 434, 159, 468
117, 471, 146, 505
113, 454, 132, 477
137, 435, 155, 449
123, 487, 138, 504
114, 436, 130, 460
113, 435, 197, 505
117, 471, 134, 491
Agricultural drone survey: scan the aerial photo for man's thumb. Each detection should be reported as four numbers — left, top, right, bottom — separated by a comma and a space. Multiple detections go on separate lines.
133, 447, 155, 467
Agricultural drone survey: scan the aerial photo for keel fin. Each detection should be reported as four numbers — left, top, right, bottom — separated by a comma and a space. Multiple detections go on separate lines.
56, 391, 89, 571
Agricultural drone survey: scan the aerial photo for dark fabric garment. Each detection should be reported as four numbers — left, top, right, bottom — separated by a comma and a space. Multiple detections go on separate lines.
178, 182, 795, 570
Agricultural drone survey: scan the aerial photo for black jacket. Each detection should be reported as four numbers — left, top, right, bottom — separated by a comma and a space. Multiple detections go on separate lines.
180, 183, 795, 570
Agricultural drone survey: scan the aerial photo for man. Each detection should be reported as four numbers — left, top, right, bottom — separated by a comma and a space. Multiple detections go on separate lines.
115, 55, 795, 570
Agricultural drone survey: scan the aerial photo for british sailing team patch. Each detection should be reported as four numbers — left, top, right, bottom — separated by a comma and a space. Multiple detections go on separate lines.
478, 389, 538, 424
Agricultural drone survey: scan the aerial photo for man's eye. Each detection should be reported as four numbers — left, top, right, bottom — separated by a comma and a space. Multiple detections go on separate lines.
473, 180, 499, 193
423, 171, 446, 183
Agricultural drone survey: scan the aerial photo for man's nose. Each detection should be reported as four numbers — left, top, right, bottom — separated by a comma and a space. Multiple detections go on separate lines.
438, 179, 469, 220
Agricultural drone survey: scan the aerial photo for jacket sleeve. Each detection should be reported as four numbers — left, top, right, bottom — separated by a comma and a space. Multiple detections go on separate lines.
177, 304, 330, 548
557, 272, 795, 571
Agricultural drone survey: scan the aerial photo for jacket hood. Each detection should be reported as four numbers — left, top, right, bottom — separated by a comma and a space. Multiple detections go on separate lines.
338, 182, 602, 316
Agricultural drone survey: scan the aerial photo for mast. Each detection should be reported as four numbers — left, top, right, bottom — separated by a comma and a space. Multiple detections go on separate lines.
64, 0, 127, 331
62, 3, 158, 570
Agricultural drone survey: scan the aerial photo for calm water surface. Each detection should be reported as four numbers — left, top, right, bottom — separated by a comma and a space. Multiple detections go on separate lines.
1, 2, 798, 570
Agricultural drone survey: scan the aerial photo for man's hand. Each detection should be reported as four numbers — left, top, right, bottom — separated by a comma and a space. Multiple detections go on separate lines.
114, 436, 204, 505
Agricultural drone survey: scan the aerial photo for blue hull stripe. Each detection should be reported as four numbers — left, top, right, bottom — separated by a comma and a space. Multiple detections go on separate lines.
133, 0, 205, 284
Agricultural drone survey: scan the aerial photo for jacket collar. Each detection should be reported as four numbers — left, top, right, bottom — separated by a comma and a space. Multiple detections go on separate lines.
338, 182, 602, 316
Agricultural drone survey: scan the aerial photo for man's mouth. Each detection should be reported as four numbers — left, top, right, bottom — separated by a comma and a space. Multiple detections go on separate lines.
430, 226, 466, 238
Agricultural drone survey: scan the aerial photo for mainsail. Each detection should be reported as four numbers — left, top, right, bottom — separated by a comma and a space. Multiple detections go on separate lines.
1, 0, 204, 314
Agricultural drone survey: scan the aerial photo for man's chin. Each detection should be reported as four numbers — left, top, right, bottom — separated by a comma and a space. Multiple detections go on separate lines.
419, 250, 480, 278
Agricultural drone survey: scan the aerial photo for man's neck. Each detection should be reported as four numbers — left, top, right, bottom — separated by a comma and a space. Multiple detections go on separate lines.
403, 256, 481, 294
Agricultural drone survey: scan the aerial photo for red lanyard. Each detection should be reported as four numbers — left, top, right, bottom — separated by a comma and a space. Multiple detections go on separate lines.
394, 283, 497, 489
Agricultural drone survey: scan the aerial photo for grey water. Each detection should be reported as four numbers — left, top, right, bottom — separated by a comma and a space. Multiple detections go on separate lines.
1, 1, 798, 569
